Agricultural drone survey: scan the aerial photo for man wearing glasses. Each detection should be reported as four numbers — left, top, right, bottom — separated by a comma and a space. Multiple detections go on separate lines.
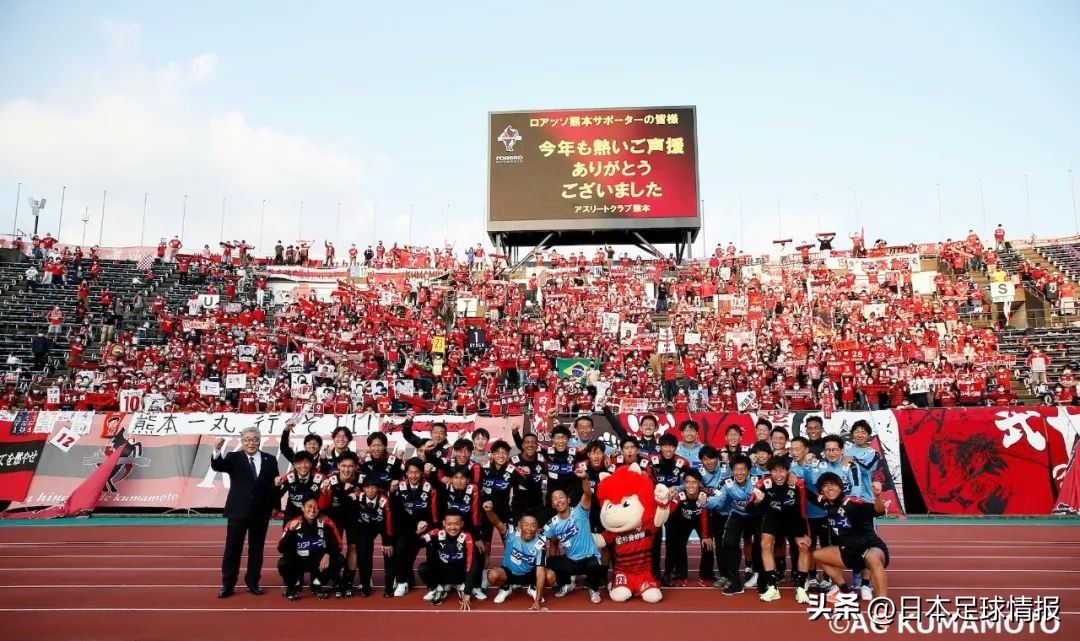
211, 427, 281, 598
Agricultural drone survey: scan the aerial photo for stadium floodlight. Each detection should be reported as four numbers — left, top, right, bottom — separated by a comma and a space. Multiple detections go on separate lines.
27, 196, 47, 235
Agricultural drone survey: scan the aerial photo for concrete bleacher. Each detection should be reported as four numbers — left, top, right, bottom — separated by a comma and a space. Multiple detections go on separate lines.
0, 259, 174, 379
1035, 242, 1080, 283
997, 326, 1080, 393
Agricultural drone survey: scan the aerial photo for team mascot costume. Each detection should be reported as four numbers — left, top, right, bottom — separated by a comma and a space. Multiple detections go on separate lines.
592, 464, 673, 603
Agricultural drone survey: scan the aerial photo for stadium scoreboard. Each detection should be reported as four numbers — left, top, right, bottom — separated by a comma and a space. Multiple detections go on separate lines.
487, 106, 700, 236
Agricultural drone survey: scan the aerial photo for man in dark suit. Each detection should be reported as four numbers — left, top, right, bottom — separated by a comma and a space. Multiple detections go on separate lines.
211, 426, 281, 597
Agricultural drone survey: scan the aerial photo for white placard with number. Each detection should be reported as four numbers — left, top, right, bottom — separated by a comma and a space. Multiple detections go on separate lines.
225, 373, 247, 390
199, 380, 221, 396
119, 389, 144, 412
49, 426, 81, 452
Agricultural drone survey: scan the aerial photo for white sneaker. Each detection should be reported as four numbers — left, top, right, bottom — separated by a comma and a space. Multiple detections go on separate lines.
795, 587, 810, 604
493, 588, 513, 604
589, 589, 602, 604
526, 586, 538, 601
393, 583, 409, 598
743, 572, 759, 588
759, 586, 781, 602
555, 583, 575, 598
471, 588, 488, 601
860, 584, 873, 601
422, 588, 440, 602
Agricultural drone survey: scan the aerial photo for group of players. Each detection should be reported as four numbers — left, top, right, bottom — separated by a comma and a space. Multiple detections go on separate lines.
271, 412, 890, 609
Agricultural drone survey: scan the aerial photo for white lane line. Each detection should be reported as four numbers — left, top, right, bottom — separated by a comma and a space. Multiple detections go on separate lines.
1, 607, 1077, 616
1, 584, 1079, 592
3, 553, 1075, 560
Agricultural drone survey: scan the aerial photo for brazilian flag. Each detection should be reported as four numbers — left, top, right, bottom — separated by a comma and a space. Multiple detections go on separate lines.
556, 358, 598, 381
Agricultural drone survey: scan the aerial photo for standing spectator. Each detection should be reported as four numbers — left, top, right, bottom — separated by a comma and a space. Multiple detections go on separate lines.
30, 332, 51, 370
1027, 347, 1050, 390
46, 306, 63, 339
100, 309, 117, 345
324, 241, 336, 267
22, 264, 38, 293
656, 280, 669, 312
209, 427, 280, 598
994, 224, 1006, 251
167, 235, 183, 261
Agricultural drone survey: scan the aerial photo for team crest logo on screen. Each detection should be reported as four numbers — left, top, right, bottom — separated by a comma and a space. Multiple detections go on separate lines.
497, 125, 522, 151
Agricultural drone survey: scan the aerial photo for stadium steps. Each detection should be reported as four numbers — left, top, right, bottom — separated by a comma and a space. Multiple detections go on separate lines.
1021, 247, 1076, 285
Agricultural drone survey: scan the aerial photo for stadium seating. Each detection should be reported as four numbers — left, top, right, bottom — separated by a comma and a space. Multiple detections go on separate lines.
0, 234, 1076, 414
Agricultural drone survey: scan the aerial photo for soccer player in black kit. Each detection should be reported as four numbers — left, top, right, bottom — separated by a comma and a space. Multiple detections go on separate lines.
438, 467, 486, 600
664, 468, 713, 586
418, 510, 482, 609
809, 472, 890, 601
650, 433, 690, 584
544, 425, 579, 509
277, 497, 345, 600
509, 430, 547, 522
479, 440, 522, 544
576, 440, 615, 533
391, 457, 439, 597
351, 475, 396, 597
317, 451, 360, 597
279, 426, 331, 475
749, 457, 812, 604
276, 451, 324, 525
358, 431, 403, 491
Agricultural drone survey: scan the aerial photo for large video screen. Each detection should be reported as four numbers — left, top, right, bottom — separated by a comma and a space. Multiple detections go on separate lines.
487, 106, 700, 234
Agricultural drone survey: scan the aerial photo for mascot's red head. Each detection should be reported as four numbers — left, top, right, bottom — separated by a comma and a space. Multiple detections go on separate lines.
596, 465, 657, 533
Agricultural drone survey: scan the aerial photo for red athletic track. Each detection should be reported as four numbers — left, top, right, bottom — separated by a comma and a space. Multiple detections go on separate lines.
0, 523, 1077, 641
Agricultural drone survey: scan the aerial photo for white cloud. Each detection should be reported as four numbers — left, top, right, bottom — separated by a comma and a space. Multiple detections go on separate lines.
0, 28, 372, 251
189, 54, 218, 82
100, 19, 142, 55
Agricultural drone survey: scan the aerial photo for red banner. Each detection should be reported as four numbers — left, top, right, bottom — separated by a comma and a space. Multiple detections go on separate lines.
896, 407, 1076, 515
7, 415, 521, 512
0, 413, 49, 502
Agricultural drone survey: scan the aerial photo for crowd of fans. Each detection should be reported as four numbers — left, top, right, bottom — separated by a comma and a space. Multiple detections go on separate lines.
4, 221, 1077, 417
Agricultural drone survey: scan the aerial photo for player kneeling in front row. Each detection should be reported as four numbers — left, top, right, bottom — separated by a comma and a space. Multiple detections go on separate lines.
482, 501, 555, 609
418, 510, 483, 609
278, 497, 345, 600
808, 473, 890, 602
749, 457, 812, 604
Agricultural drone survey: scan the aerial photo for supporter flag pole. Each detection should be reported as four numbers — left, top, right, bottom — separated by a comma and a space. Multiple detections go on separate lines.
936, 183, 943, 240
140, 192, 148, 246
11, 182, 20, 236
739, 196, 744, 250
259, 199, 265, 252
1069, 169, 1077, 235
98, 189, 106, 246
1024, 174, 1033, 237
853, 189, 859, 232
409, 203, 413, 246
298, 200, 304, 239
57, 185, 66, 243
220, 196, 226, 243
336, 201, 341, 240
181, 194, 187, 242
979, 178, 988, 243
700, 199, 705, 256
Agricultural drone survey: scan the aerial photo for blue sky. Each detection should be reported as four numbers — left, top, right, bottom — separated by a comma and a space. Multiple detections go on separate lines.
1, 1, 1078, 255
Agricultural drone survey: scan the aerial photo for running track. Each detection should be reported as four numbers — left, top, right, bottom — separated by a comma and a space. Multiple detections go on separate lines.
0, 520, 1077, 641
